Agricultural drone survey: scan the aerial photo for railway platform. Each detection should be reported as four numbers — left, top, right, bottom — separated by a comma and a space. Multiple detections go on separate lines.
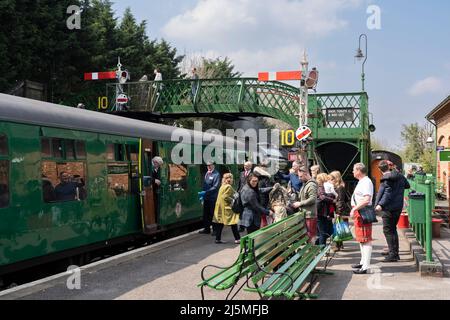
1, 222, 449, 301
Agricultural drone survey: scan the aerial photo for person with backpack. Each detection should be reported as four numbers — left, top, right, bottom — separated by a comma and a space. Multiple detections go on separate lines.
212, 173, 241, 244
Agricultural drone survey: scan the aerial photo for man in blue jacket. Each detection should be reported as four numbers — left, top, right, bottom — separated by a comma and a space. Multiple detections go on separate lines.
198, 161, 221, 235
375, 160, 410, 262
276, 160, 303, 192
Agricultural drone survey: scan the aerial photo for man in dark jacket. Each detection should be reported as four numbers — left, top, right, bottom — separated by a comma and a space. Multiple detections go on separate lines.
237, 161, 253, 191
198, 161, 221, 234
375, 160, 410, 262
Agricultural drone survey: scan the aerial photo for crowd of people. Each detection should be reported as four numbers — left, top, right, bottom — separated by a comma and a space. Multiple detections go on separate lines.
197, 158, 410, 275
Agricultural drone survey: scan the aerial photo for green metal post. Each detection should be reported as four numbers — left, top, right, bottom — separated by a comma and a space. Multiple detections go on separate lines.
425, 181, 433, 262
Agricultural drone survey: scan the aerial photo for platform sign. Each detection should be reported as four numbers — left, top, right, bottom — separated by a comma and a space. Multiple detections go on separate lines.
116, 94, 128, 104
326, 108, 354, 122
439, 150, 450, 162
295, 126, 312, 141
436, 146, 445, 151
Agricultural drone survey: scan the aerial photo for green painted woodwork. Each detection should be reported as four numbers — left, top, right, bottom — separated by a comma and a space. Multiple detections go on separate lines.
0, 118, 243, 268
104, 79, 370, 167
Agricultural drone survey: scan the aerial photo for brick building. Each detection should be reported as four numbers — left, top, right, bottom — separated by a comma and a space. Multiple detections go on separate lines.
426, 95, 450, 198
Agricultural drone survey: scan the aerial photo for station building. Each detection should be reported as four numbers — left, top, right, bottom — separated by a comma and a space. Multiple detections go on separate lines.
426, 95, 450, 199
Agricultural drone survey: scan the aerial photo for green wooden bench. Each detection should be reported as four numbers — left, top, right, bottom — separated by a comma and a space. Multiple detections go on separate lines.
198, 212, 333, 300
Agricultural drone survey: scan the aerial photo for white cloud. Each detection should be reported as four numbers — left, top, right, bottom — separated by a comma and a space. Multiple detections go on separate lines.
408, 77, 445, 96
162, 0, 361, 51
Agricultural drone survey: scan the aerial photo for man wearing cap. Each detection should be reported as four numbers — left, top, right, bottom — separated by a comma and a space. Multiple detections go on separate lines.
375, 160, 410, 262
199, 161, 221, 235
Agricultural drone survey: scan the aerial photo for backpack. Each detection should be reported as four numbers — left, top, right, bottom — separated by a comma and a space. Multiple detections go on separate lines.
231, 191, 244, 214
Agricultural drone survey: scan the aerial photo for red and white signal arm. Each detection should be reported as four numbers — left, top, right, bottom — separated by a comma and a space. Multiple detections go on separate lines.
116, 94, 128, 104
295, 126, 312, 141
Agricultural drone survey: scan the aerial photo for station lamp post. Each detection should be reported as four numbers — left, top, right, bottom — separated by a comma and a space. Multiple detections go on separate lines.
355, 34, 368, 92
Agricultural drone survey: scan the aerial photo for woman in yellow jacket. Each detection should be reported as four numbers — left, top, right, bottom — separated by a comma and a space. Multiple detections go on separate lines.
213, 173, 241, 244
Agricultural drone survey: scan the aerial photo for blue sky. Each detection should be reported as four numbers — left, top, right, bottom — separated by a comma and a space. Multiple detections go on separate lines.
111, 0, 450, 149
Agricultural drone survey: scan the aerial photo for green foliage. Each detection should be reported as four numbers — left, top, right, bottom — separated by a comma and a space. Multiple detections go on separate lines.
418, 148, 436, 174
400, 123, 428, 162
173, 56, 242, 132
0, 1, 183, 108
400, 122, 435, 173
199, 57, 242, 79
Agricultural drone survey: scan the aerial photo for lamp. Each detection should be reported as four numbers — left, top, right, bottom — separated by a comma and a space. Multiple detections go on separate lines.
355, 34, 368, 92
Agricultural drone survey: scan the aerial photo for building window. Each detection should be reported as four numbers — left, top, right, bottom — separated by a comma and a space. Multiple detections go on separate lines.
169, 164, 188, 191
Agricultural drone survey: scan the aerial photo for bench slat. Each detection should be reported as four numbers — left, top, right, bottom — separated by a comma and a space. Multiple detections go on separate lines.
269, 247, 320, 296
253, 228, 307, 269
250, 235, 308, 284
255, 242, 313, 292
284, 245, 331, 299
253, 223, 306, 259
206, 255, 253, 289
249, 213, 304, 246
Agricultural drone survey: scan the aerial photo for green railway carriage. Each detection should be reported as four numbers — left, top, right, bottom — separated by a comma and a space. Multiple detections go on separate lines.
0, 94, 243, 276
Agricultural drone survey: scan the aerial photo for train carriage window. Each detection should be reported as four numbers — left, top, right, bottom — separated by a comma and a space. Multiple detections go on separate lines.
0, 160, 9, 208
76, 141, 86, 159
106, 144, 114, 161
169, 164, 188, 191
107, 163, 129, 197
106, 143, 125, 161
115, 144, 125, 161
65, 140, 75, 160
41, 161, 87, 202
126, 145, 139, 162
41, 138, 51, 158
52, 139, 63, 159
0, 135, 8, 156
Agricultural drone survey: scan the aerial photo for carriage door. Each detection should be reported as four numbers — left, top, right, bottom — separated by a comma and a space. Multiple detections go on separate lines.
140, 139, 157, 233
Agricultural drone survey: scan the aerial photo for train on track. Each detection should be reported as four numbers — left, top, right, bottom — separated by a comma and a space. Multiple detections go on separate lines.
0, 94, 245, 280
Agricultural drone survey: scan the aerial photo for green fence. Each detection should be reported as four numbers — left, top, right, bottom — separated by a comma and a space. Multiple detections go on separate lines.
405, 177, 434, 262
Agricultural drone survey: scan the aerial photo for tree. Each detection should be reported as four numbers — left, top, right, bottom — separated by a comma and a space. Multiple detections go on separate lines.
171, 56, 242, 132
199, 57, 242, 78
400, 122, 435, 174
400, 123, 429, 163
0, 2, 183, 110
